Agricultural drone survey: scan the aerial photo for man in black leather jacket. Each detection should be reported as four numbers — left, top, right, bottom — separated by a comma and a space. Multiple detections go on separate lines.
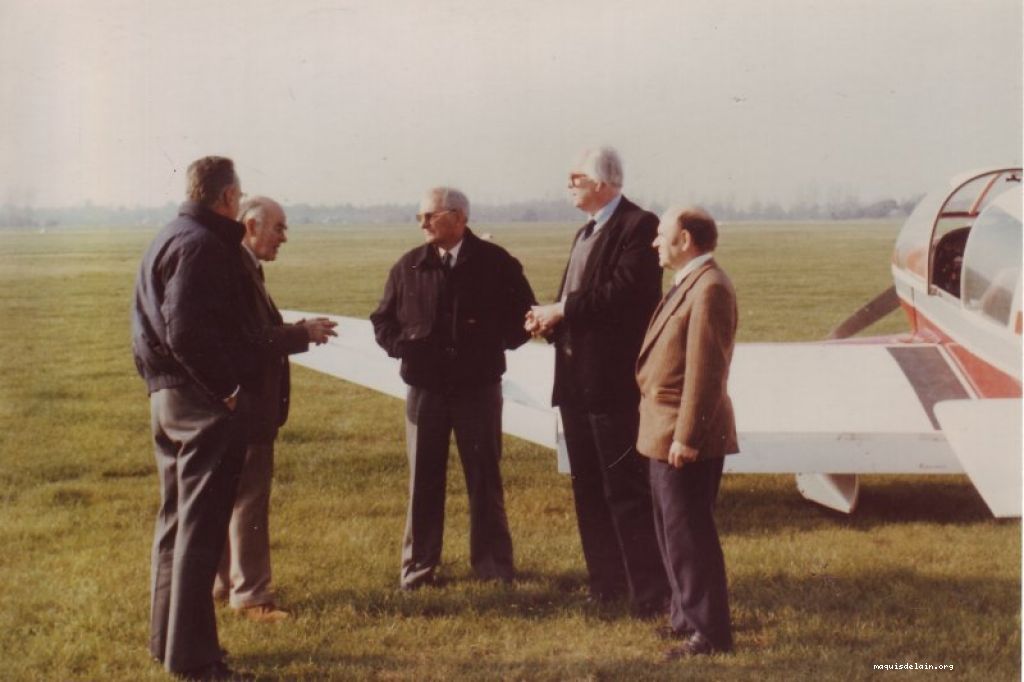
371, 186, 536, 590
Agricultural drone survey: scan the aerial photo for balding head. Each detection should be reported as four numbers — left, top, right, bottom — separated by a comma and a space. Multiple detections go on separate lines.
668, 206, 718, 253
654, 205, 718, 270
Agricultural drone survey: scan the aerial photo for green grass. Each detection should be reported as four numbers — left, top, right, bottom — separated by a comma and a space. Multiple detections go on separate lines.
0, 221, 1018, 681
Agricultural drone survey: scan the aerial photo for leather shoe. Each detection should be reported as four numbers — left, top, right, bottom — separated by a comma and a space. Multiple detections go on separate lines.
176, 660, 254, 680
665, 632, 722, 659
239, 602, 290, 623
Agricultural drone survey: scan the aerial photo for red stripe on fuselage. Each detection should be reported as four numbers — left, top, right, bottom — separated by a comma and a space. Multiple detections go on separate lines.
902, 301, 1021, 398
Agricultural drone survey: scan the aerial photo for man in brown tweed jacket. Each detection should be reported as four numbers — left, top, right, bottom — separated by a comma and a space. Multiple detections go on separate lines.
635, 206, 738, 659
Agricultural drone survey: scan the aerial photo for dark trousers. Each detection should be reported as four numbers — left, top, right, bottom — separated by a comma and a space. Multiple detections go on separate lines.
149, 385, 245, 673
650, 456, 733, 651
402, 382, 514, 588
560, 405, 669, 613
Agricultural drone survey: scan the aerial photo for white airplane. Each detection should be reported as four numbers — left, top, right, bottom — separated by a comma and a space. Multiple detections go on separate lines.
283, 167, 1022, 518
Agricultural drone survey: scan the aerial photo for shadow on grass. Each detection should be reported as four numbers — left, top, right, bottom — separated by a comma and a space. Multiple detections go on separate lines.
234, 568, 1019, 680
305, 570, 631, 622
730, 568, 1020, 668
719, 475, 1001, 537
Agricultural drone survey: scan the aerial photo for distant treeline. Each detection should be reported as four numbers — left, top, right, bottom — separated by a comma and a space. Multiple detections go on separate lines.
0, 195, 921, 229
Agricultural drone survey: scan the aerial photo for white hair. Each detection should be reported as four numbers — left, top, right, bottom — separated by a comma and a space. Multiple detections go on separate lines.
237, 195, 280, 225
428, 186, 471, 219
575, 146, 624, 188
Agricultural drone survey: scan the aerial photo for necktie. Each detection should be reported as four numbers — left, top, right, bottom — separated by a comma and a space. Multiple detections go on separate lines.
256, 263, 265, 282
442, 252, 453, 271
581, 219, 597, 240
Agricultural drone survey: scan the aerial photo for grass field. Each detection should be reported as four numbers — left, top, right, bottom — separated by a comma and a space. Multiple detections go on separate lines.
0, 220, 1019, 681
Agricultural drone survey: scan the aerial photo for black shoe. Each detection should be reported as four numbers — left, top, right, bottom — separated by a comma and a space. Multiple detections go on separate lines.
177, 660, 254, 680
665, 632, 724, 659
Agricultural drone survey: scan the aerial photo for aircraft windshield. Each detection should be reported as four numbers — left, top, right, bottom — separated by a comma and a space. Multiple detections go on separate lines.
893, 169, 1022, 285
962, 189, 1023, 327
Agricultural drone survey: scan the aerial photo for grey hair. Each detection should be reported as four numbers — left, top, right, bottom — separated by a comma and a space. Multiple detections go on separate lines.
237, 195, 279, 225
576, 146, 624, 188
429, 186, 471, 219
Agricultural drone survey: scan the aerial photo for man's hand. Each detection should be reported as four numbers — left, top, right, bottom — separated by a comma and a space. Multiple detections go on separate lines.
524, 309, 548, 337
528, 303, 564, 336
668, 440, 698, 469
303, 317, 338, 345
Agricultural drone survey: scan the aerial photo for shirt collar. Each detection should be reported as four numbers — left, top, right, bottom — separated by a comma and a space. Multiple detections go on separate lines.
241, 242, 260, 268
673, 252, 714, 286
589, 192, 623, 234
437, 238, 464, 264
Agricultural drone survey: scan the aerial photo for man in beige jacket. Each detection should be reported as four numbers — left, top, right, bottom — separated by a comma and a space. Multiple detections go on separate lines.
635, 206, 737, 658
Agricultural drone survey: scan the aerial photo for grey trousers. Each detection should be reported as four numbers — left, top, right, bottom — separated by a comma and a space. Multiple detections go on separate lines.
401, 382, 514, 588
149, 385, 245, 674
214, 441, 275, 608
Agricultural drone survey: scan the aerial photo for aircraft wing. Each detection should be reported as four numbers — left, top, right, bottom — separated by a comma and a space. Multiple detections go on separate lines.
281, 311, 561, 451
725, 342, 966, 475
283, 313, 1019, 516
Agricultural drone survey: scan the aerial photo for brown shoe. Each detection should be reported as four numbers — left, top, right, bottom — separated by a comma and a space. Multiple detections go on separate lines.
238, 603, 290, 623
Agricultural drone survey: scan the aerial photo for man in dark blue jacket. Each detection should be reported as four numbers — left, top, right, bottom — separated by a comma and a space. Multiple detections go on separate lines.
371, 186, 536, 590
132, 155, 253, 681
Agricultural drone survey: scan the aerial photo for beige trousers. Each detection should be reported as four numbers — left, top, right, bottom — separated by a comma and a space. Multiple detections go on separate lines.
214, 441, 275, 608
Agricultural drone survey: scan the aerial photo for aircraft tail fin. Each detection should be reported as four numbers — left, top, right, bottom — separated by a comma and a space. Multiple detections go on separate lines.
934, 399, 1022, 518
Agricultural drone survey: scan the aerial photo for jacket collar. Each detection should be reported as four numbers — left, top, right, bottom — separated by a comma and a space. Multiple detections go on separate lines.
638, 258, 718, 360
413, 227, 480, 269
179, 200, 245, 245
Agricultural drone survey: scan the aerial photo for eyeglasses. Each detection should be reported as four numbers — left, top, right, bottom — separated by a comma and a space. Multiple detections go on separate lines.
567, 174, 594, 189
416, 209, 454, 223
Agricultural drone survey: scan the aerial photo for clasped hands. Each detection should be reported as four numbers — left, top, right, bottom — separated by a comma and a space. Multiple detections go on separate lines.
524, 302, 564, 338
300, 317, 338, 345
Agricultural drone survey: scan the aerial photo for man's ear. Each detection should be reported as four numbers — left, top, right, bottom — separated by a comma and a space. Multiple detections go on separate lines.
242, 216, 257, 237
678, 227, 692, 250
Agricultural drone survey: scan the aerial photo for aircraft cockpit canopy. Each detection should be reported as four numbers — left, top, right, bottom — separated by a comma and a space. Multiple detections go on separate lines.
961, 187, 1022, 332
893, 168, 1022, 308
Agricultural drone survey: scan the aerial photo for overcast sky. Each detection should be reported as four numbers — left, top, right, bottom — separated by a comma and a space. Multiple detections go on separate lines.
1, 0, 1020, 209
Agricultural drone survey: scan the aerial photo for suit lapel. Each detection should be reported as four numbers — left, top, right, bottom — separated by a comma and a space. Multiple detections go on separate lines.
555, 221, 593, 301
240, 249, 279, 322
638, 260, 716, 360
554, 197, 632, 300
577, 197, 629, 289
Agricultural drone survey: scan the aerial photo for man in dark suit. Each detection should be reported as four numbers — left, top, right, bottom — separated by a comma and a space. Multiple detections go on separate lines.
636, 206, 737, 658
371, 187, 536, 590
132, 156, 253, 680
214, 196, 336, 622
527, 147, 669, 616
